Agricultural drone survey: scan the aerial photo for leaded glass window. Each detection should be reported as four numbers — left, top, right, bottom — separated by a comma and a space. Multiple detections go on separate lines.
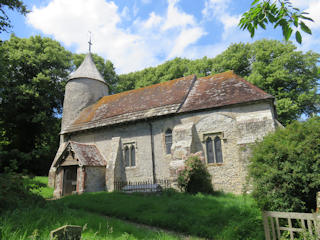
206, 137, 214, 163
165, 129, 172, 154
124, 146, 129, 167
130, 145, 135, 166
214, 136, 223, 163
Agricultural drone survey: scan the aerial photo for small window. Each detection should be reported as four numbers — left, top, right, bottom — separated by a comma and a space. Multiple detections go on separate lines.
165, 129, 172, 154
124, 143, 136, 167
206, 137, 214, 163
124, 146, 129, 167
130, 145, 135, 166
205, 135, 223, 164
214, 136, 223, 163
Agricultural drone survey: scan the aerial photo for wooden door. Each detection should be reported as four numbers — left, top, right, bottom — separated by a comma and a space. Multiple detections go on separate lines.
63, 166, 77, 196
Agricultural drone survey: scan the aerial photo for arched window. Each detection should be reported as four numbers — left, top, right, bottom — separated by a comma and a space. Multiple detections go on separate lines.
124, 146, 129, 167
130, 145, 135, 166
206, 137, 214, 163
165, 129, 172, 154
214, 136, 223, 163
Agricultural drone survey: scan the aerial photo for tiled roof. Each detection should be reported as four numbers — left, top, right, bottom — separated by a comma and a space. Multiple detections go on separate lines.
63, 71, 273, 134
179, 71, 273, 113
54, 141, 106, 167
69, 53, 105, 83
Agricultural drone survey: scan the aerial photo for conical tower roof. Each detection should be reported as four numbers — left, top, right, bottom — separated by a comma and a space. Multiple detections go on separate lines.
69, 53, 105, 83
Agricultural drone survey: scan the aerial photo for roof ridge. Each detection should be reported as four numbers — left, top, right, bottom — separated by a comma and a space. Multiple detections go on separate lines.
176, 75, 197, 113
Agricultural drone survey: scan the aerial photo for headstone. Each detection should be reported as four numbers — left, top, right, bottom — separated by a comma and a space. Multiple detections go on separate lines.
50, 225, 82, 240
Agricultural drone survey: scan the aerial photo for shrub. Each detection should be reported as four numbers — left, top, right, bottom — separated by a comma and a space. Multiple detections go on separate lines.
0, 172, 45, 213
249, 117, 320, 212
177, 153, 213, 194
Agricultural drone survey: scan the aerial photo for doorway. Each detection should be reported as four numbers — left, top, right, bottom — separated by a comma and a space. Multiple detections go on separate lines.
63, 166, 77, 196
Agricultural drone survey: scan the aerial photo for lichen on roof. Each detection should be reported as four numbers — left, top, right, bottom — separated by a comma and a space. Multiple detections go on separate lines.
63, 71, 273, 134
69, 53, 105, 83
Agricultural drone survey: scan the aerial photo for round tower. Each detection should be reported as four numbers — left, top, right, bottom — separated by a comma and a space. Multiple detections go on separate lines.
61, 53, 108, 133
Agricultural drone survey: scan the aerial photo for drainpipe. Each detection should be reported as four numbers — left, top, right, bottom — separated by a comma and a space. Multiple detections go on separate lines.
148, 122, 156, 183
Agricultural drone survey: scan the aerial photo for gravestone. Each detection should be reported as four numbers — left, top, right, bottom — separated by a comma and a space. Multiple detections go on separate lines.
50, 225, 82, 240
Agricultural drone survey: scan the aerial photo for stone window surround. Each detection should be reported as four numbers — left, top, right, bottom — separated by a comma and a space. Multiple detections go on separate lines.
202, 132, 225, 166
122, 141, 137, 168
162, 127, 173, 156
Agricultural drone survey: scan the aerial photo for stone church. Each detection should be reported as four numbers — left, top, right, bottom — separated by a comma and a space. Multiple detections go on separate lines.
48, 53, 279, 198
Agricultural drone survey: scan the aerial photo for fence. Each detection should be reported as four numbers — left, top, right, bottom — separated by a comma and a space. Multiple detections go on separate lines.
114, 179, 174, 192
263, 211, 319, 240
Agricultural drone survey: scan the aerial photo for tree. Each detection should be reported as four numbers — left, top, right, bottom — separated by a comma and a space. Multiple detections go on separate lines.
0, 0, 29, 33
249, 117, 320, 212
73, 53, 118, 94
0, 35, 73, 175
211, 40, 320, 125
239, 0, 313, 44
119, 39, 319, 125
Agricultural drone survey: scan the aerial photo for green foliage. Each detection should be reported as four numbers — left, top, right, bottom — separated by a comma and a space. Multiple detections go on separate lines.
0, 0, 29, 33
0, 35, 73, 174
177, 153, 213, 194
119, 39, 319, 125
0, 173, 45, 214
73, 53, 118, 94
29, 176, 54, 199
212, 40, 320, 124
249, 117, 320, 212
239, 0, 313, 44
59, 192, 264, 239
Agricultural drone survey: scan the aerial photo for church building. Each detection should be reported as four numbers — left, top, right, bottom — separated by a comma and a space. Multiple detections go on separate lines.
48, 53, 279, 198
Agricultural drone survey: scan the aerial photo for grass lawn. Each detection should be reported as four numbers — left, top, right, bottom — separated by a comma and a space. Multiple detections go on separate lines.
28, 176, 54, 199
0, 204, 184, 240
59, 191, 264, 240
1, 176, 264, 239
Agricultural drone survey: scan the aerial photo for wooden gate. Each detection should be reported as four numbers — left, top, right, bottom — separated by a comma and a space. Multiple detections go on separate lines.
263, 211, 319, 240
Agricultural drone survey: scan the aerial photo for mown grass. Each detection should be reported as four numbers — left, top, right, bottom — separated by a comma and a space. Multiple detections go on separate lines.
0, 203, 183, 240
59, 191, 264, 240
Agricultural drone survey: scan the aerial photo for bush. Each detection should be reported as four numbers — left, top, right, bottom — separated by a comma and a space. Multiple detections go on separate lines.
177, 153, 213, 194
0, 172, 45, 213
249, 117, 320, 212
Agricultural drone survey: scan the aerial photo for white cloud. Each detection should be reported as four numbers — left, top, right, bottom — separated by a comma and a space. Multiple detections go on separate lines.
168, 27, 206, 58
162, 0, 195, 31
142, 12, 162, 29
27, 0, 206, 73
202, 0, 241, 40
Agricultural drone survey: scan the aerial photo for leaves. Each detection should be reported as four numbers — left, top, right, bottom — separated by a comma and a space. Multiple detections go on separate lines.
119, 39, 320, 125
239, 0, 313, 44
295, 30, 302, 44
300, 21, 312, 34
0, 0, 29, 33
0, 35, 73, 174
249, 117, 320, 212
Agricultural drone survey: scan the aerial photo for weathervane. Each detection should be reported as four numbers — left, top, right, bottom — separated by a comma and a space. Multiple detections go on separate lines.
88, 31, 92, 53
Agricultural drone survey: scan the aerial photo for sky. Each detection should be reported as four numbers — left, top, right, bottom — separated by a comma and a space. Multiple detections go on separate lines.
1, 0, 320, 74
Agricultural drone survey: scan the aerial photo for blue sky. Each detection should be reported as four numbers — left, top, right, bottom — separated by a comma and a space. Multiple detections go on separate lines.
1, 0, 320, 74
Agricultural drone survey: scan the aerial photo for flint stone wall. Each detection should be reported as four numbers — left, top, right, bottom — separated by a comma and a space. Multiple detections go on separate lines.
54, 101, 276, 195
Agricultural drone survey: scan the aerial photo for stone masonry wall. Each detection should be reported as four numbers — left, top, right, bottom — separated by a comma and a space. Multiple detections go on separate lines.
66, 101, 276, 194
